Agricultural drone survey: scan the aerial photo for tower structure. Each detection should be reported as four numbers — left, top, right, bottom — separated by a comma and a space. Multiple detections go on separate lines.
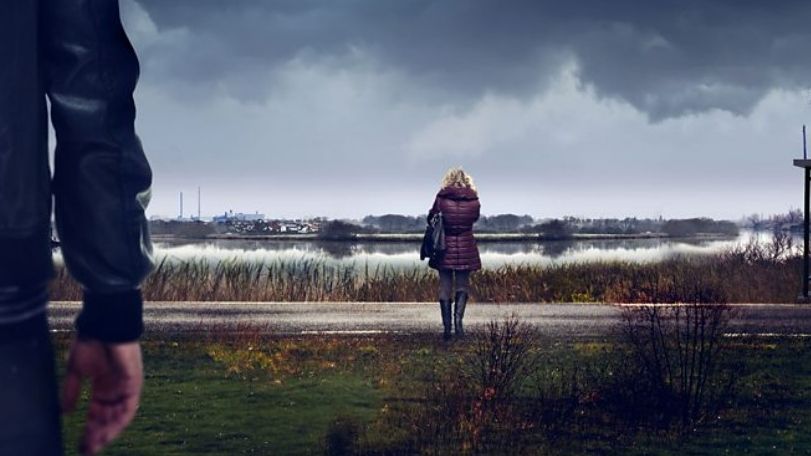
794, 125, 810, 301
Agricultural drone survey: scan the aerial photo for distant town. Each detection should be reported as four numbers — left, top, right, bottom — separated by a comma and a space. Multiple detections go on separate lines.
149, 210, 325, 236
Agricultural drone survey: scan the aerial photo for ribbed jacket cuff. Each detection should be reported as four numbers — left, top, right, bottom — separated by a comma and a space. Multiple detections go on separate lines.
76, 289, 144, 343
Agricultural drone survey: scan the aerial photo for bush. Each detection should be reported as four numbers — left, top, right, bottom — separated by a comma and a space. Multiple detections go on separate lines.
318, 220, 366, 240
522, 219, 573, 239
662, 218, 739, 237
611, 279, 736, 431
358, 312, 748, 453
467, 318, 540, 403
377, 317, 542, 454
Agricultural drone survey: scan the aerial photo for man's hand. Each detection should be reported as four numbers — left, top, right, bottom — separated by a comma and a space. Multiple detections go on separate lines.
62, 339, 143, 456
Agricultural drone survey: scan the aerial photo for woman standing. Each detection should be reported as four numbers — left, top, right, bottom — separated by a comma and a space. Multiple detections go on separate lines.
427, 167, 481, 340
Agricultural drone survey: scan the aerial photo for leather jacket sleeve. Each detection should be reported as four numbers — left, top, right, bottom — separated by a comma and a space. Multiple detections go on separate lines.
42, 0, 154, 342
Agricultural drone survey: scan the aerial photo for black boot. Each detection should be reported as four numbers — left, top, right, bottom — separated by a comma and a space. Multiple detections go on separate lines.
454, 291, 468, 337
439, 299, 452, 341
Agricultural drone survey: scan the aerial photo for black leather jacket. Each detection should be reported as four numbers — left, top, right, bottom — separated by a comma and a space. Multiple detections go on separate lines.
0, 0, 153, 341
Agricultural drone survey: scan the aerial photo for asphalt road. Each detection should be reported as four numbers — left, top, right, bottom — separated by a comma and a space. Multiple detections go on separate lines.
47, 302, 811, 338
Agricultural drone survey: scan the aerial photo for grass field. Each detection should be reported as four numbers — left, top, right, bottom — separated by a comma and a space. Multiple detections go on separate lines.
56, 327, 811, 455
59, 336, 382, 455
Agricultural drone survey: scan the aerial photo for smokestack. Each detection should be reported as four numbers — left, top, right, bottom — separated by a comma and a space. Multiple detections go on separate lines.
198, 187, 201, 220
179, 191, 184, 219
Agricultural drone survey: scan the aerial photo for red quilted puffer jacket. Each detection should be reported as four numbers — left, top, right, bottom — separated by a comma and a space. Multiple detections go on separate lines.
427, 186, 482, 271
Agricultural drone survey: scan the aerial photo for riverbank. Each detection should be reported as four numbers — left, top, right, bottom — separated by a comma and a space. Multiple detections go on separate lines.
152, 232, 735, 243
50, 244, 802, 303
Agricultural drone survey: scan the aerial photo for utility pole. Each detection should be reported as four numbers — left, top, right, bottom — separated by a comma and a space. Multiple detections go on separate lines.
794, 125, 811, 301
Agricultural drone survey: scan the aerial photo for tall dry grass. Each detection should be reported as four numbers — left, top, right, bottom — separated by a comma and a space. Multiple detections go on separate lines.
49, 235, 801, 303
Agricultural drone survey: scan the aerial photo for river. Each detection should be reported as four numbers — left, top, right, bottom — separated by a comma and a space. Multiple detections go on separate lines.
132, 230, 793, 270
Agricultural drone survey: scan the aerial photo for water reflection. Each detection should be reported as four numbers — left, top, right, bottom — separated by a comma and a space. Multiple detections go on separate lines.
145, 231, 785, 270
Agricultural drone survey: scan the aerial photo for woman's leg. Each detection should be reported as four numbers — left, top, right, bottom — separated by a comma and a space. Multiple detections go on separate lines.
437, 270, 453, 340
438, 269, 453, 302
453, 271, 471, 336
455, 271, 470, 295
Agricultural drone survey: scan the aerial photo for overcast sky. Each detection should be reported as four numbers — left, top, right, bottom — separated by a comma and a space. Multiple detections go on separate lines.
120, 0, 811, 220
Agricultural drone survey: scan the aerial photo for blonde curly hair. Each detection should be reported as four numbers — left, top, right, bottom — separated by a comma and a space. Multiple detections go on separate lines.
441, 167, 477, 192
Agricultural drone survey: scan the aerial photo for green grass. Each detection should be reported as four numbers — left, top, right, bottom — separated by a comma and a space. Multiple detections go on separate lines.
58, 339, 382, 456
649, 338, 811, 455
550, 338, 811, 455
54, 333, 811, 455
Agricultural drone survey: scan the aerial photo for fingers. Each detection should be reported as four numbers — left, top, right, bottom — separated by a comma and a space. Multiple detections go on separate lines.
81, 390, 140, 456
117, 386, 141, 430
81, 404, 111, 456
67, 340, 144, 455
80, 420, 111, 456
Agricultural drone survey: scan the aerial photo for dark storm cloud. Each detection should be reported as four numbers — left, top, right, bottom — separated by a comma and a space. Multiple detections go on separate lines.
132, 0, 811, 119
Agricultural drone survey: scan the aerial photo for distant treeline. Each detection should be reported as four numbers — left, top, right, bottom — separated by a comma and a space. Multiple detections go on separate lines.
742, 210, 803, 233
150, 214, 740, 239
658, 218, 739, 237
360, 214, 534, 233
361, 214, 739, 238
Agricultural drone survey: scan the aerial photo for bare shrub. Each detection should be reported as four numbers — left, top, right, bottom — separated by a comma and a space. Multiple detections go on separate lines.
375, 317, 541, 455
613, 277, 736, 431
722, 230, 800, 265
765, 228, 798, 261
460, 318, 541, 453
467, 318, 540, 403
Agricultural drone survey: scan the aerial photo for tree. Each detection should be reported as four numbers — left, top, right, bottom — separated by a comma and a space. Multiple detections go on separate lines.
662, 218, 738, 237
318, 220, 364, 240
538, 219, 573, 239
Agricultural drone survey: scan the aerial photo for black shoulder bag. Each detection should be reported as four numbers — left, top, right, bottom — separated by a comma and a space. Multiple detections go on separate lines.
421, 211, 446, 264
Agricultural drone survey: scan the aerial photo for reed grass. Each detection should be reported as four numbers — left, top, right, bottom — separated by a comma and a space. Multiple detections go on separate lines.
49, 240, 801, 303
